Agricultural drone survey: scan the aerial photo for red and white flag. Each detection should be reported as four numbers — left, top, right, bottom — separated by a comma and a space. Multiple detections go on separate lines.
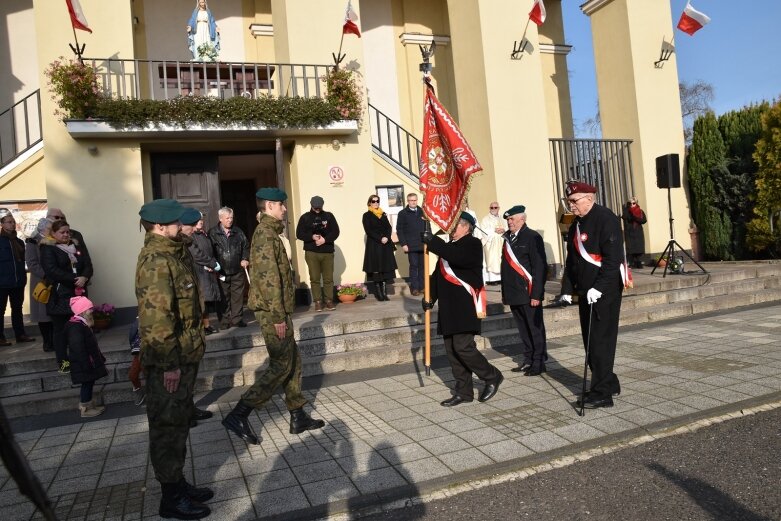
65, 0, 92, 33
419, 83, 482, 233
529, 0, 546, 26
677, 2, 710, 36
343, 0, 361, 37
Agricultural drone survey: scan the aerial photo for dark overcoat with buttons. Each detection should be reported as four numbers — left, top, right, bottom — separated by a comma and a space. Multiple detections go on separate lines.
500, 224, 548, 306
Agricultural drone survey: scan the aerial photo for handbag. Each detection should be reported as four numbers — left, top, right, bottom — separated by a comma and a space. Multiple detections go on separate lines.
32, 280, 53, 304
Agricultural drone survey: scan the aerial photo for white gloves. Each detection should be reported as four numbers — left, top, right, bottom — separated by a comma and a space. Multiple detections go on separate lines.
214, 261, 221, 272
560, 294, 572, 304
586, 288, 602, 304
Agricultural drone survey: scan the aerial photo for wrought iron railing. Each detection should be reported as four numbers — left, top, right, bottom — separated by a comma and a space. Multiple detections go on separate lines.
368, 102, 421, 182
549, 138, 635, 214
0, 90, 43, 170
83, 58, 333, 101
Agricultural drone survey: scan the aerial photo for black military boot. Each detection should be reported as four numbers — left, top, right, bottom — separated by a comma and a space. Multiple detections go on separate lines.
192, 407, 213, 420
373, 282, 383, 301
222, 400, 260, 445
378, 281, 390, 301
179, 478, 214, 503
289, 407, 326, 434
159, 482, 210, 519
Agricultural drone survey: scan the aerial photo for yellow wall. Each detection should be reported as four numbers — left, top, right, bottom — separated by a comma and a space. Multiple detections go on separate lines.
0, 149, 46, 199
538, 0, 574, 139
0, 0, 39, 108
587, 0, 690, 252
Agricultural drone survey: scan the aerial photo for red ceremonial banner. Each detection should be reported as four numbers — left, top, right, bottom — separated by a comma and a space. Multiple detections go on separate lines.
419, 84, 482, 233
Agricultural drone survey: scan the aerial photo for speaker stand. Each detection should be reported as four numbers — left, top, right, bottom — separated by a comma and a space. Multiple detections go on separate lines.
651, 187, 708, 277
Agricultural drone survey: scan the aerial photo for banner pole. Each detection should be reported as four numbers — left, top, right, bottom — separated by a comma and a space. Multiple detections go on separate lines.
423, 227, 431, 376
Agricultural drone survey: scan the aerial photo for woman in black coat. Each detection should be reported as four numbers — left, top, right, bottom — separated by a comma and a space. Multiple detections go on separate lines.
362, 194, 397, 301
40, 220, 93, 372
621, 197, 647, 269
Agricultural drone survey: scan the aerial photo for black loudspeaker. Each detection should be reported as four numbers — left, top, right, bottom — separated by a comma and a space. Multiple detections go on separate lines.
656, 153, 681, 189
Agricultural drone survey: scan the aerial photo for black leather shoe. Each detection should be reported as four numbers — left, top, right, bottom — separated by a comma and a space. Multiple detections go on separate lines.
159, 483, 210, 520
582, 396, 614, 409
180, 479, 214, 503
193, 407, 213, 421
222, 401, 260, 445
523, 366, 547, 377
577, 389, 621, 406
204, 326, 216, 336
289, 407, 326, 434
478, 373, 504, 402
511, 363, 532, 373
440, 395, 473, 407
234, 320, 247, 328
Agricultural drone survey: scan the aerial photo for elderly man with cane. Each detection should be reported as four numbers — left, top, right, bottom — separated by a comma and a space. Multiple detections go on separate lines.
559, 181, 624, 410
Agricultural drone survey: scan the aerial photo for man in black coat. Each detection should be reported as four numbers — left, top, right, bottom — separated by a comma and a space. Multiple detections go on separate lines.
422, 212, 503, 407
395, 193, 426, 296
500, 205, 548, 376
559, 181, 624, 409
209, 207, 250, 329
296, 196, 340, 311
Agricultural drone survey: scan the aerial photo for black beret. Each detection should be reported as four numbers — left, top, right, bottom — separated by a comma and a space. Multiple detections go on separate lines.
256, 187, 288, 201
139, 199, 185, 224
310, 196, 324, 208
459, 211, 476, 227
503, 205, 526, 218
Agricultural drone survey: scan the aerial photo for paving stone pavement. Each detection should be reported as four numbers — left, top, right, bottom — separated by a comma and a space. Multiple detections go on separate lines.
2, 303, 781, 520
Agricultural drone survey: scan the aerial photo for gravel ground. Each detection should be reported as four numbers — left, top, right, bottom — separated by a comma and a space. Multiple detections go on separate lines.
359, 406, 781, 521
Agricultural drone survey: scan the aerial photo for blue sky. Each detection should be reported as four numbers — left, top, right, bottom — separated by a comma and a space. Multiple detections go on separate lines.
561, 0, 781, 135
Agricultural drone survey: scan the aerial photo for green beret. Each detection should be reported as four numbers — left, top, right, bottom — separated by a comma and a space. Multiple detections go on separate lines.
139, 199, 185, 224
256, 187, 288, 201
180, 207, 202, 225
503, 205, 526, 219
459, 211, 476, 227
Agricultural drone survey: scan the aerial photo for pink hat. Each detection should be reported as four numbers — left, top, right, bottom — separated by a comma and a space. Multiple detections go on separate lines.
70, 296, 94, 316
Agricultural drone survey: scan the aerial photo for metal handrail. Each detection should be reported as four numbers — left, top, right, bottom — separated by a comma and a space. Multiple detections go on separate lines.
368, 102, 421, 182
549, 138, 635, 215
83, 58, 333, 101
0, 90, 43, 171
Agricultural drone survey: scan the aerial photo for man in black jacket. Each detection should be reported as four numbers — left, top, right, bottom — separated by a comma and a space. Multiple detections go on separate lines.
500, 205, 548, 376
422, 212, 503, 407
559, 181, 624, 409
208, 207, 250, 329
295, 196, 340, 311
396, 193, 426, 296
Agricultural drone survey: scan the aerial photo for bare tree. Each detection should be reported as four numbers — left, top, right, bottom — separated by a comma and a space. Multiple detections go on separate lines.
680, 79, 714, 144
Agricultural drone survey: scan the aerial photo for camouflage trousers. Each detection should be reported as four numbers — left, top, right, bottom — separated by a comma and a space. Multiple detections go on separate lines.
241, 312, 308, 411
145, 364, 196, 484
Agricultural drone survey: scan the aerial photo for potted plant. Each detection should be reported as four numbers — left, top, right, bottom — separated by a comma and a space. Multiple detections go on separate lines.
336, 283, 367, 304
92, 303, 116, 330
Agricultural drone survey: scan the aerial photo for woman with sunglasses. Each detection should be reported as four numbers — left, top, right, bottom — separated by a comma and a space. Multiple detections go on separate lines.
621, 197, 647, 269
362, 195, 397, 301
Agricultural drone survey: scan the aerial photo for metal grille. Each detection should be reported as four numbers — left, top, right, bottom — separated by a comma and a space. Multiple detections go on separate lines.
0, 90, 43, 170
368, 102, 421, 182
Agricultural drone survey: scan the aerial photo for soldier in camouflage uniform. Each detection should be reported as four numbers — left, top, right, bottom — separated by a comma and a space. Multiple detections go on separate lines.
135, 199, 213, 520
222, 187, 325, 445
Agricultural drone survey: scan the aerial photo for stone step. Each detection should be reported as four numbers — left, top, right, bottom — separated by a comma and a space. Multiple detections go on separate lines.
2, 264, 781, 416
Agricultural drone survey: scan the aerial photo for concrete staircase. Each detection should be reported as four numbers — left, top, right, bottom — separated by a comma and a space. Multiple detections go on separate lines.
2, 262, 780, 418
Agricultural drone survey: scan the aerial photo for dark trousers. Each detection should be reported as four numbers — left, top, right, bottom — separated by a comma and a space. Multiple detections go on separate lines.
241, 312, 307, 411
443, 333, 501, 400
145, 364, 196, 484
578, 290, 622, 400
407, 251, 424, 291
511, 304, 548, 370
219, 273, 246, 326
51, 314, 70, 364
80, 381, 95, 403
0, 286, 27, 339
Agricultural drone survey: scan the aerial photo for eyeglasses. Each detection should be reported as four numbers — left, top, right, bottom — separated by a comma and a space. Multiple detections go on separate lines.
50, 215, 65, 220
490, 206, 499, 209
370, 199, 379, 203
567, 196, 589, 205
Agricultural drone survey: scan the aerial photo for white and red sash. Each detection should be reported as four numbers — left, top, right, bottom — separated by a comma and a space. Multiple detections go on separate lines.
439, 259, 487, 318
574, 223, 633, 289
503, 238, 532, 296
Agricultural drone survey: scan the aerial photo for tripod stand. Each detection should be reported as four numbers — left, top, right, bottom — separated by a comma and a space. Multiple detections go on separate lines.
651, 187, 707, 277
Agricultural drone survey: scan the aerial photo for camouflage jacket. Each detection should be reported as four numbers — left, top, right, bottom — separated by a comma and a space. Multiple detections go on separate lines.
135, 232, 204, 370
247, 213, 294, 323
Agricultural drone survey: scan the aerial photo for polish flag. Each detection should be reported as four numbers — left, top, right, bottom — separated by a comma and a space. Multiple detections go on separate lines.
65, 0, 92, 33
529, 0, 546, 26
677, 2, 710, 36
343, 1, 361, 37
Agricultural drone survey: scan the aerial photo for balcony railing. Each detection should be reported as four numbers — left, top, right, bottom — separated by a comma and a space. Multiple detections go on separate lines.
368, 102, 421, 182
0, 90, 43, 171
549, 138, 635, 215
83, 58, 333, 101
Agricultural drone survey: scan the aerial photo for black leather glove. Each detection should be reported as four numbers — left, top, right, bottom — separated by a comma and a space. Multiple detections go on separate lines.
421, 230, 433, 244
422, 299, 434, 312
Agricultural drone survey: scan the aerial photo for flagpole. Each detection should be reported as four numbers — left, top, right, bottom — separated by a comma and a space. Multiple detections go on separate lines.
421, 77, 435, 377
70, 23, 84, 63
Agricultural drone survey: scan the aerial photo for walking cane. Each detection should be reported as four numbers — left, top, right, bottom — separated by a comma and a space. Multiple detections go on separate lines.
578, 302, 594, 417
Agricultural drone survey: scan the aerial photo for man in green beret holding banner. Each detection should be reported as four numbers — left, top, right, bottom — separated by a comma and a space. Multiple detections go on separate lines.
135, 198, 213, 519
222, 187, 325, 445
